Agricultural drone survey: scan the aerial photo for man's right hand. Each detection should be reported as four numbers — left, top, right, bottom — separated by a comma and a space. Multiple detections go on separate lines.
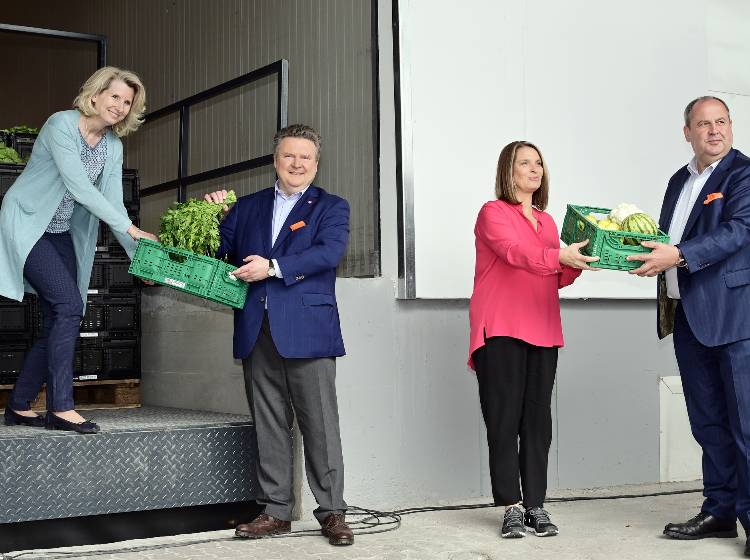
204, 190, 230, 213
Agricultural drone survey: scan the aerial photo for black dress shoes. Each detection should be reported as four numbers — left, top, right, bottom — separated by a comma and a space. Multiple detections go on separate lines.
45, 413, 100, 434
663, 511, 737, 539
4, 408, 45, 427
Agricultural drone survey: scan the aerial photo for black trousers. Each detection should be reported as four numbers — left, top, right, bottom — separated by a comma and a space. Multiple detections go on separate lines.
474, 336, 558, 508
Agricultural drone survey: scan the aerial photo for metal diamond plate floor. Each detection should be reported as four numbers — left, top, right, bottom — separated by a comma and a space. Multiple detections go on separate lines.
0, 406, 257, 523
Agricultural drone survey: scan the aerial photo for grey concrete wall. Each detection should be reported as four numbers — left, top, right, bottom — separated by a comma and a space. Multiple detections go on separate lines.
140, 285, 678, 511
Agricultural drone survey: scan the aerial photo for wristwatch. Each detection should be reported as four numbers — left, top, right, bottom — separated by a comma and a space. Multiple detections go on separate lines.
675, 246, 688, 268
267, 264, 277, 277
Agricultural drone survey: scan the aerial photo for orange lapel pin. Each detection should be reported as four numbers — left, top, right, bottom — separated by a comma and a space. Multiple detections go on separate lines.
290, 220, 306, 231
704, 192, 724, 205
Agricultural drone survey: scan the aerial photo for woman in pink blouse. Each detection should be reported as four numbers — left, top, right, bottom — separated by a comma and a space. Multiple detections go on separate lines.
469, 141, 597, 539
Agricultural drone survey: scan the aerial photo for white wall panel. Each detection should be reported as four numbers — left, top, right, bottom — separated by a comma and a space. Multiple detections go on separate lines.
708, 0, 750, 95
398, 0, 729, 298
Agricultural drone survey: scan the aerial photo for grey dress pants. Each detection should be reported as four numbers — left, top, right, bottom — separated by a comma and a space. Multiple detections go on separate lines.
242, 314, 347, 522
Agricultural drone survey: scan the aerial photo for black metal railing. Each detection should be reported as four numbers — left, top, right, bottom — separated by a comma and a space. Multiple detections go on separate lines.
0, 23, 106, 67
140, 59, 289, 202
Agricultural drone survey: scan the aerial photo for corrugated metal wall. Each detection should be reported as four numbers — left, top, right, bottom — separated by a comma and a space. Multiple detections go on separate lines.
2, 0, 378, 276
0, 32, 96, 129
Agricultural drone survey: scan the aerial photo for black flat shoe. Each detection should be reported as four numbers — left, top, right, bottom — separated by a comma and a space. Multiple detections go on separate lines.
45, 413, 100, 434
4, 408, 45, 428
663, 511, 737, 539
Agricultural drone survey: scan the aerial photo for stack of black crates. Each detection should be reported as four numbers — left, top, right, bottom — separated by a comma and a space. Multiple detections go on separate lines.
0, 150, 142, 386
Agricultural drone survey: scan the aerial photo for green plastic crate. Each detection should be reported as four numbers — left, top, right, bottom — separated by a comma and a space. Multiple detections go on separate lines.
128, 239, 248, 308
560, 204, 670, 271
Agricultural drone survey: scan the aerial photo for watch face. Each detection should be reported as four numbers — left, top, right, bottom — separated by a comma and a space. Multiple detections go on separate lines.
268, 267, 276, 277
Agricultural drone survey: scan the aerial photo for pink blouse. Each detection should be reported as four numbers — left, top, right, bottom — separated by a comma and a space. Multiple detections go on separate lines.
468, 200, 581, 370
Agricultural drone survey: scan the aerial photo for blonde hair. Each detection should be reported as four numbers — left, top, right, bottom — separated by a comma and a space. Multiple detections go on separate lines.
494, 140, 550, 211
73, 66, 146, 137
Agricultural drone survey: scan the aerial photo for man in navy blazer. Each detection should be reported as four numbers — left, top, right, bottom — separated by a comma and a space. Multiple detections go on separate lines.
205, 124, 353, 546
629, 97, 750, 554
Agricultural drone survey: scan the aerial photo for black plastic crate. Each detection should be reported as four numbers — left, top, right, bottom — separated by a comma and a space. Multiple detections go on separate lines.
74, 340, 104, 378
89, 256, 139, 292
80, 304, 106, 332
0, 163, 24, 199
74, 337, 139, 380
0, 343, 28, 384
80, 294, 139, 334
0, 295, 35, 339
108, 261, 138, 289
104, 339, 140, 379
12, 133, 37, 161
89, 262, 107, 290
96, 213, 139, 255
122, 168, 140, 210
108, 301, 138, 331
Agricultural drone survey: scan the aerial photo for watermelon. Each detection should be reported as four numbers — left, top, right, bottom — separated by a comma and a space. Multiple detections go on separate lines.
620, 213, 659, 245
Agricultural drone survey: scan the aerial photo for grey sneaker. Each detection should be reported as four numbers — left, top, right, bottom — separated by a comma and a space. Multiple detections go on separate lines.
501, 505, 526, 538
524, 506, 559, 537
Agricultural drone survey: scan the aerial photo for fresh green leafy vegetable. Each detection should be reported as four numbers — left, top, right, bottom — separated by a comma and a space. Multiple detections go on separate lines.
0, 125, 40, 135
0, 143, 24, 164
159, 190, 237, 256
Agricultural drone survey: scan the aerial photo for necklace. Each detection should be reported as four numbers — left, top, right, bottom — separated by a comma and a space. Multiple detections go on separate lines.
80, 118, 105, 140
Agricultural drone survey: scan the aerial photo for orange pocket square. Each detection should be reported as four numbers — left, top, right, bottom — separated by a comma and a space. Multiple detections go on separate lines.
704, 192, 724, 205
290, 220, 306, 231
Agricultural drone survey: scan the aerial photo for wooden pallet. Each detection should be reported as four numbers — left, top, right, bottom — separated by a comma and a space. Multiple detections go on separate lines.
0, 379, 141, 411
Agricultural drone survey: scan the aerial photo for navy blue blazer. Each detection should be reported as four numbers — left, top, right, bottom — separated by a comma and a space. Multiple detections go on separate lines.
218, 185, 350, 359
657, 148, 750, 346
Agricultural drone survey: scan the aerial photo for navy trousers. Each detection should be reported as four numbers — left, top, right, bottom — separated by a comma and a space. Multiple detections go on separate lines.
674, 303, 750, 528
9, 232, 83, 412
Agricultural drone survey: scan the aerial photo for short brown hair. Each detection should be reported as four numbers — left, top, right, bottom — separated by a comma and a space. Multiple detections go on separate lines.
73, 66, 146, 137
273, 124, 321, 160
494, 141, 549, 211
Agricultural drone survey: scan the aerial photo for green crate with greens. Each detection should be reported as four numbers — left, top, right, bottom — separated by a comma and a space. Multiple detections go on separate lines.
128, 190, 248, 308
128, 239, 248, 308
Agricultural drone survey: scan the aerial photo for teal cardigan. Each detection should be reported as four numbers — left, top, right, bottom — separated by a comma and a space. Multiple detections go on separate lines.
0, 109, 137, 304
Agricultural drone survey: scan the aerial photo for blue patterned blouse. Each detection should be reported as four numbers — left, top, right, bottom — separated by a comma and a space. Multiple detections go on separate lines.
46, 130, 108, 233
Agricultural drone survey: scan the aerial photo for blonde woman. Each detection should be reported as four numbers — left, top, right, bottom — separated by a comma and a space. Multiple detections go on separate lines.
0, 67, 158, 434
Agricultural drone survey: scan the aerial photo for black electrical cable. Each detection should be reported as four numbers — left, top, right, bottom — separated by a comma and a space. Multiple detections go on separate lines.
393, 487, 704, 516
0, 487, 702, 560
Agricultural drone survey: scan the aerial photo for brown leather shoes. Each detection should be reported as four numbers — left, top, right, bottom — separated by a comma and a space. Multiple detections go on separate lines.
235, 513, 291, 538
320, 513, 354, 546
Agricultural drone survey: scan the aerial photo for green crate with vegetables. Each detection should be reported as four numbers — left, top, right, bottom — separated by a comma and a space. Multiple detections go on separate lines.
128, 239, 248, 308
128, 189, 248, 308
560, 203, 669, 271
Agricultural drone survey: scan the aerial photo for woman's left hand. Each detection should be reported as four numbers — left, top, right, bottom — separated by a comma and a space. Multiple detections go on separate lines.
559, 239, 600, 270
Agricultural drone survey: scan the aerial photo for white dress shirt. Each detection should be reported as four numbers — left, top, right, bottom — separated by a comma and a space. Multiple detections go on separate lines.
665, 157, 722, 299
270, 181, 309, 278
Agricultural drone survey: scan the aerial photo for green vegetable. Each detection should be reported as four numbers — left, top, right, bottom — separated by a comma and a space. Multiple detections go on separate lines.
0, 125, 40, 135
0, 143, 24, 164
159, 190, 237, 256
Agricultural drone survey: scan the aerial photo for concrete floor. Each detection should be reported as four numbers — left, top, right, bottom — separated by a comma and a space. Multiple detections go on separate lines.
7, 481, 748, 560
